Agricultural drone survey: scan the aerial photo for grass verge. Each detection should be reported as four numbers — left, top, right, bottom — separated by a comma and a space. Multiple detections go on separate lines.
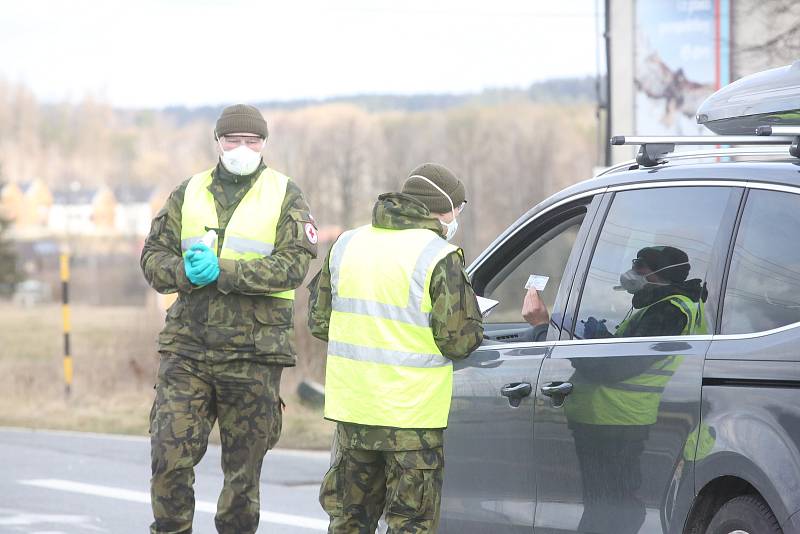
1, 302, 333, 449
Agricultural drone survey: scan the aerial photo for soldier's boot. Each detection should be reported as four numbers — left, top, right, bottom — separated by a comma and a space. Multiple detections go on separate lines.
149, 355, 216, 534
321, 446, 387, 533
383, 448, 443, 534
214, 362, 283, 534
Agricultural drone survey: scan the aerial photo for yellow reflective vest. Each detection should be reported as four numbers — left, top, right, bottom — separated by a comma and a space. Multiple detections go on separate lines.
180, 167, 294, 300
566, 294, 704, 426
324, 225, 458, 428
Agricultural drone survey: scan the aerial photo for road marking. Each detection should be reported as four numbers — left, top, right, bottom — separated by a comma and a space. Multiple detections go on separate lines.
19, 479, 328, 532
1, 427, 330, 458
0, 509, 105, 531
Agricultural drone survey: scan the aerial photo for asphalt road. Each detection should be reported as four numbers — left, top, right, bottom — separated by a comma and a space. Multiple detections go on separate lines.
0, 427, 331, 534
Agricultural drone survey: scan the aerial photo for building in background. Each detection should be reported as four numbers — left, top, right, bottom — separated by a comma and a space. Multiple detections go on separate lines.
0, 181, 161, 305
115, 185, 159, 236
1, 181, 158, 238
608, 0, 799, 164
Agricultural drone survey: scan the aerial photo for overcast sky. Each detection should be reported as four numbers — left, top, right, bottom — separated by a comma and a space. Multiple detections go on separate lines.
1, 0, 601, 109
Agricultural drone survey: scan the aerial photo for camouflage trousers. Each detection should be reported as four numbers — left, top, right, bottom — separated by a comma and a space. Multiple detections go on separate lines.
149, 353, 283, 534
320, 429, 444, 533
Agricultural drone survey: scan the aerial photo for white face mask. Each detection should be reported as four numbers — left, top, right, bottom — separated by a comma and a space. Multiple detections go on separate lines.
218, 138, 263, 176
618, 261, 690, 294
409, 174, 459, 241
441, 218, 459, 241
619, 269, 650, 293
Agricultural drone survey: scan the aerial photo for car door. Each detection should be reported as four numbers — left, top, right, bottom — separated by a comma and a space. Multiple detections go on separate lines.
439, 192, 604, 533
532, 183, 742, 534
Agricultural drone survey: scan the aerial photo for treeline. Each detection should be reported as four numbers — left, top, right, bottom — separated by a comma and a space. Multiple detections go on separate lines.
0, 79, 599, 261
164, 76, 600, 123
267, 102, 598, 261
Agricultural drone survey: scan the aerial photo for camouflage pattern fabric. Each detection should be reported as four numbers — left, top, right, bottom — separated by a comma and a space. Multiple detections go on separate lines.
140, 161, 317, 366
321, 424, 444, 534
149, 353, 283, 534
336, 423, 444, 451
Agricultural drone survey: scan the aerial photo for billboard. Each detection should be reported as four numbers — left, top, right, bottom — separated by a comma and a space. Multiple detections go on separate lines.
635, 0, 730, 135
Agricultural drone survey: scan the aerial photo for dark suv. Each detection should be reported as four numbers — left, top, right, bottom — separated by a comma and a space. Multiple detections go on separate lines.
440, 64, 800, 534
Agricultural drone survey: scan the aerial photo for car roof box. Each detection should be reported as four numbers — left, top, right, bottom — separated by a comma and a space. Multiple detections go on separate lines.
697, 60, 800, 135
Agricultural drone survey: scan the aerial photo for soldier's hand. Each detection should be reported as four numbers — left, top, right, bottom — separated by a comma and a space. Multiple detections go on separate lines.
185, 243, 220, 286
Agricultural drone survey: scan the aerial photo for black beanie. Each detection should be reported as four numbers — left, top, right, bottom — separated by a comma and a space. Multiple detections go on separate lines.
215, 104, 269, 139
637, 246, 691, 283
401, 163, 466, 214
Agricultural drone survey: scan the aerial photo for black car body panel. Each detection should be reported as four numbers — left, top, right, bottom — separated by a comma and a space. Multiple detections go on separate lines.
443, 158, 800, 534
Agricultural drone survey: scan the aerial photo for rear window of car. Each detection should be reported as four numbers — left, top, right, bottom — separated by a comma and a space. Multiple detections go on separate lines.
721, 189, 800, 334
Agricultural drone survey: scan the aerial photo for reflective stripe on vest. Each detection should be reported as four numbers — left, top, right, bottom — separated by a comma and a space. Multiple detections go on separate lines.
180, 167, 294, 300
324, 225, 458, 428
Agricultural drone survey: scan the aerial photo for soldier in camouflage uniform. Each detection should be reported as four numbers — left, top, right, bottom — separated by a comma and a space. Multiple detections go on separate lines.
141, 104, 317, 534
308, 163, 484, 533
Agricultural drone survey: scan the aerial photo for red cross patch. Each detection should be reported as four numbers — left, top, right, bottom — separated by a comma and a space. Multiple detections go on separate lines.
304, 222, 318, 244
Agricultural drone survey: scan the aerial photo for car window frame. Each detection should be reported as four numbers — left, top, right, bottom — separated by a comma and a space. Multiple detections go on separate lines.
560, 181, 745, 343
468, 189, 606, 346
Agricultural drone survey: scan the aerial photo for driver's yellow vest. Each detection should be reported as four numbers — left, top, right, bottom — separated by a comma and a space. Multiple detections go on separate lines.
324, 225, 458, 428
180, 167, 294, 300
566, 294, 704, 426
616, 294, 706, 338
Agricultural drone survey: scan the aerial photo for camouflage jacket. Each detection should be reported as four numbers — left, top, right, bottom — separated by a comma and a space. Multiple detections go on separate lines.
141, 161, 317, 366
308, 192, 484, 449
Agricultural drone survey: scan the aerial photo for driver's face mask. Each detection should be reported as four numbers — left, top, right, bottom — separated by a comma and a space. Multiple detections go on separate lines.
410, 174, 460, 241
618, 261, 690, 294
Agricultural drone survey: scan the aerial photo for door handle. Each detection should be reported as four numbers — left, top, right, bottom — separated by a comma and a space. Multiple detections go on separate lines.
541, 381, 573, 397
500, 382, 532, 407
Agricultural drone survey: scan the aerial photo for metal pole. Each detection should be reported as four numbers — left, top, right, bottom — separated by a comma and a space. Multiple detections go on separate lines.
60, 249, 72, 397
604, 0, 612, 167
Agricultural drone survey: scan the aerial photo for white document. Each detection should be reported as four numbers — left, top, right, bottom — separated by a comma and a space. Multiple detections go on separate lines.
476, 296, 500, 317
525, 274, 549, 291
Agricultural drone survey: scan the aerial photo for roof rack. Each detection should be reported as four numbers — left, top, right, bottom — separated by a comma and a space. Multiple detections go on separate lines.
597, 147, 791, 177
756, 126, 800, 157
610, 134, 800, 167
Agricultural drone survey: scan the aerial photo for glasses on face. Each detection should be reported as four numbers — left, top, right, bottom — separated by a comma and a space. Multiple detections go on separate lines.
631, 258, 651, 271
456, 201, 467, 213
220, 135, 265, 149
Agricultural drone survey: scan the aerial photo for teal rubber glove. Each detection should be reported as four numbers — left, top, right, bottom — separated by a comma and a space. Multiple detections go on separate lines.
184, 243, 220, 286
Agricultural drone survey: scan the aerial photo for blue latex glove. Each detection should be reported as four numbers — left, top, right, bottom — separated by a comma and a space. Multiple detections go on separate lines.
580, 316, 610, 339
184, 243, 220, 286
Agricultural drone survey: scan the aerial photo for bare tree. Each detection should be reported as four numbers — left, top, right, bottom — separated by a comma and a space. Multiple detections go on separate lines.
734, 0, 800, 78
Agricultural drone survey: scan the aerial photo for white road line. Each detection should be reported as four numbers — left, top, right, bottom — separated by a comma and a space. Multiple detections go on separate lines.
0, 427, 330, 459
0, 509, 104, 531
19, 479, 328, 532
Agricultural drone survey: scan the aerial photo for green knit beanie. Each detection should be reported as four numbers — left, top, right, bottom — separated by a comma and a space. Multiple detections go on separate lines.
401, 163, 466, 214
215, 104, 269, 139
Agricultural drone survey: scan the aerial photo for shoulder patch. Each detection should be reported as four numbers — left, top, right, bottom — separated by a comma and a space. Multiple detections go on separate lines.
304, 222, 318, 244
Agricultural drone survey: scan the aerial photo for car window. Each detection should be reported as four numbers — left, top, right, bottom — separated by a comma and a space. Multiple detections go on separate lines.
483, 213, 584, 324
722, 189, 800, 334
573, 186, 735, 340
